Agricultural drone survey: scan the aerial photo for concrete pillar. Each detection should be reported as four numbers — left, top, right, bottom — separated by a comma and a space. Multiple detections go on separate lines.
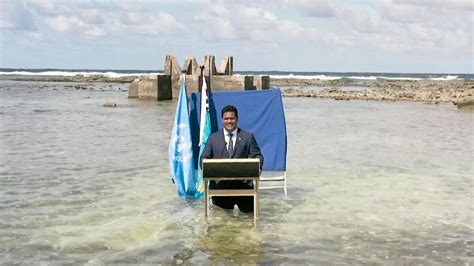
203, 55, 217, 76
183, 57, 199, 75
158, 75, 172, 100
138, 75, 171, 101
165, 55, 182, 99
171, 75, 203, 99
211, 75, 255, 91
253, 75, 270, 90
217, 56, 233, 75
184, 75, 200, 93
243, 76, 255, 90
164, 55, 182, 76
131, 55, 271, 100
128, 78, 139, 98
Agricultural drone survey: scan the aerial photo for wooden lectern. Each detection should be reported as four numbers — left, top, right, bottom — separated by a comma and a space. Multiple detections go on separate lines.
202, 158, 261, 220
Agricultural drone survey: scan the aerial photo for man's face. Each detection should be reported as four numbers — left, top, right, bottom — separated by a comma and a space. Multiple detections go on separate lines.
222, 111, 237, 133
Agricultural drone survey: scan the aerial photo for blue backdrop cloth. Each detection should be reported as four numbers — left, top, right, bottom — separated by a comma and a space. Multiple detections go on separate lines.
189, 89, 287, 171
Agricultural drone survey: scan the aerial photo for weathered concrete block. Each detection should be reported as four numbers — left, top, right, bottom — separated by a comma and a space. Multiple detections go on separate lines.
128, 78, 139, 98
138, 78, 156, 101
169, 75, 203, 99
217, 56, 233, 75
132, 55, 271, 101
170, 75, 201, 99
183, 57, 200, 75
211, 75, 254, 91
185, 75, 200, 94
203, 55, 217, 76
138, 75, 171, 101
171, 75, 181, 100
254, 75, 270, 90
243, 76, 255, 90
164, 55, 182, 76
157, 75, 172, 100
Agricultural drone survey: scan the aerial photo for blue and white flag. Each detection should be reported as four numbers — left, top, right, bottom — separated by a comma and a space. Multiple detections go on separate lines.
169, 79, 197, 197
196, 76, 211, 198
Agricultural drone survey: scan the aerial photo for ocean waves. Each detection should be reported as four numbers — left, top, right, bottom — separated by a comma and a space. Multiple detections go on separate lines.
0, 69, 471, 81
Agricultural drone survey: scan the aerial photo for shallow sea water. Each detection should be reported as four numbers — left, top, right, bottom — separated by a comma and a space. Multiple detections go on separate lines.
0, 80, 472, 264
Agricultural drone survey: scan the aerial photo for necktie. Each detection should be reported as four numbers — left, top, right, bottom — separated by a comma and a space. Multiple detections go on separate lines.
227, 133, 233, 158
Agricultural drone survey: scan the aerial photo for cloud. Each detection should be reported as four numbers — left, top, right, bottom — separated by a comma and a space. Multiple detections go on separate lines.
282, 0, 472, 54
193, 3, 316, 45
288, 0, 336, 17
0, 1, 36, 30
1, 0, 471, 71
394, 0, 474, 11
126, 12, 185, 36
8, 0, 185, 39
193, 0, 472, 55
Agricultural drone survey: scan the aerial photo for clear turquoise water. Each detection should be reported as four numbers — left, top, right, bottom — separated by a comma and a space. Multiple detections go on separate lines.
0, 81, 472, 264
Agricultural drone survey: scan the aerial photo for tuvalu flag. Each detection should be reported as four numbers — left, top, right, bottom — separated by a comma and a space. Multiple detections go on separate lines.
169, 78, 197, 197
196, 75, 211, 198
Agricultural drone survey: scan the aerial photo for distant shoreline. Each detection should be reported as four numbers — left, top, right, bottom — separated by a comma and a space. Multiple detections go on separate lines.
1, 74, 473, 107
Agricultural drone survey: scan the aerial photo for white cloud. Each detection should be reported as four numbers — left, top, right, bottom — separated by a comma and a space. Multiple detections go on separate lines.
12, 0, 185, 39
1, 0, 471, 72
28, 0, 59, 16
288, 0, 336, 17
193, 3, 315, 44
394, 0, 473, 11
44, 16, 84, 33
285, 0, 473, 54
0, 1, 36, 30
191, 0, 471, 55
128, 12, 185, 36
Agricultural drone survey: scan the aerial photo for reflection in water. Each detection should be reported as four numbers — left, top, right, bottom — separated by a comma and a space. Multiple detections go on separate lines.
0, 81, 472, 264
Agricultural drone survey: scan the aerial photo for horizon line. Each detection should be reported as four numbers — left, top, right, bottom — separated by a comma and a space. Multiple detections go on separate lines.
0, 67, 472, 75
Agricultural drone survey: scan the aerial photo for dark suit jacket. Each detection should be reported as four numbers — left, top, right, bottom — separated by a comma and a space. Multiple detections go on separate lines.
201, 128, 264, 188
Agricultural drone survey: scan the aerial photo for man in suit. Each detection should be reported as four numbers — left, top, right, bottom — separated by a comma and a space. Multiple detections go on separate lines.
201, 105, 264, 213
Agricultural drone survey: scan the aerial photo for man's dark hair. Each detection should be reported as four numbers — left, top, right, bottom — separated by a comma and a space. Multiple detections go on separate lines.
221, 105, 238, 119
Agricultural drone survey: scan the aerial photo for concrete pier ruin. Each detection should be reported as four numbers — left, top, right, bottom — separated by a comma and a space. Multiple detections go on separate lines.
128, 55, 270, 100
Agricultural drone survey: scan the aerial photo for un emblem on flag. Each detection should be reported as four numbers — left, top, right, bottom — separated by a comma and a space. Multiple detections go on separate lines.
171, 123, 193, 162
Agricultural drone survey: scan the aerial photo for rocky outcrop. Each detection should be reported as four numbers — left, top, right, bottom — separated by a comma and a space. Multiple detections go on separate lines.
280, 80, 474, 105
454, 97, 474, 110
103, 102, 117, 107
0, 74, 136, 83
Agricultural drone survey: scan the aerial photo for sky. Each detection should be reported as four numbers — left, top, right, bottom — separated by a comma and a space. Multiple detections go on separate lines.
0, 0, 472, 73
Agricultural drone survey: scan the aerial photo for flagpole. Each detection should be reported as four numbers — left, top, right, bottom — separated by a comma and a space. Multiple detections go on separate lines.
208, 59, 212, 93
196, 65, 211, 199
199, 65, 204, 93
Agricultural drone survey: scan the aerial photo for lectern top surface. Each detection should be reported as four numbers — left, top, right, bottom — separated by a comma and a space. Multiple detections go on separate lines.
202, 158, 260, 178
202, 158, 260, 163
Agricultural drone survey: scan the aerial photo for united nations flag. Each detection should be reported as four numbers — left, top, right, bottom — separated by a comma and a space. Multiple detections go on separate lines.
169, 79, 197, 197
